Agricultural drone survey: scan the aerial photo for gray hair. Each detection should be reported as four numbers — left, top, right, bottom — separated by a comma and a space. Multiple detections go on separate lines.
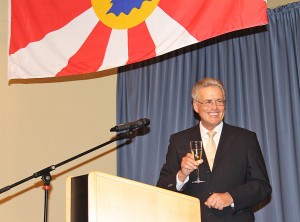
191, 78, 226, 101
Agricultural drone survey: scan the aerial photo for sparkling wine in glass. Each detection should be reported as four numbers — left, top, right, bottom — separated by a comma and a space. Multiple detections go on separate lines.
190, 141, 205, 183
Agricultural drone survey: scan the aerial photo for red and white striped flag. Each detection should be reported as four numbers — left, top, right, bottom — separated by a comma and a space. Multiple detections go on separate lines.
8, 0, 268, 79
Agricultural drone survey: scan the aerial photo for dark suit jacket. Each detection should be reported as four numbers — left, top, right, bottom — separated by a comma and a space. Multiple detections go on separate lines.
157, 123, 271, 222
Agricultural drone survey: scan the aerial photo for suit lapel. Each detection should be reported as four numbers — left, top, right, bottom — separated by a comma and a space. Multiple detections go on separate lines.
190, 124, 202, 141
213, 123, 236, 170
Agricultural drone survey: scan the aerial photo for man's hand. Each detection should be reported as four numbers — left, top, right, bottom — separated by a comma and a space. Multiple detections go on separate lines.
178, 153, 203, 182
205, 192, 233, 210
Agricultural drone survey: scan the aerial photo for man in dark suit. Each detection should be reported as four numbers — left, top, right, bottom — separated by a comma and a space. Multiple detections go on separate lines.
157, 78, 271, 222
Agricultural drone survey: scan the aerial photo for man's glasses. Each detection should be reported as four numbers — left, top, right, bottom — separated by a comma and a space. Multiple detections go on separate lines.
197, 99, 226, 107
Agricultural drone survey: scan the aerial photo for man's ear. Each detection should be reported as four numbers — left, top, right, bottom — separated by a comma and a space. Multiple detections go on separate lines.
193, 100, 199, 114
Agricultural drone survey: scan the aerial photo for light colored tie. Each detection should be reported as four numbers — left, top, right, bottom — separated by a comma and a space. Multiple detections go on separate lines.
205, 131, 217, 171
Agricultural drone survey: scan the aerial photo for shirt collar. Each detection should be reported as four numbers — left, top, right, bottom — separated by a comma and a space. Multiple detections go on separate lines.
199, 121, 223, 137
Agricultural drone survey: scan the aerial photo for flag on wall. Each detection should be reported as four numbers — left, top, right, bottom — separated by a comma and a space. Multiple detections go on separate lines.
8, 0, 268, 79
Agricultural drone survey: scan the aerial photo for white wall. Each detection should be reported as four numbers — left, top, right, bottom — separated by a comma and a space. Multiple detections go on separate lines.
0, 0, 117, 221
267, 0, 297, 8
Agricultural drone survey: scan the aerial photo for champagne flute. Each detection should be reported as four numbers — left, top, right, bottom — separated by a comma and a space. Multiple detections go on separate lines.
190, 141, 205, 183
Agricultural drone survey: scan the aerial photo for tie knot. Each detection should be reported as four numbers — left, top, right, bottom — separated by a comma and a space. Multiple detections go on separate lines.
207, 130, 216, 138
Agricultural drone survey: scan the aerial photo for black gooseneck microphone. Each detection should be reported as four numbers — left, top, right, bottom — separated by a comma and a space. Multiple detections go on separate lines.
110, 118, 150, 132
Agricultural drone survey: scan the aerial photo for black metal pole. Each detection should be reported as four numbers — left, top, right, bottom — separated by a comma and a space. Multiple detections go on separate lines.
42, 173, 51, 222
0, 130, 135, 222
0, 130, 133, 195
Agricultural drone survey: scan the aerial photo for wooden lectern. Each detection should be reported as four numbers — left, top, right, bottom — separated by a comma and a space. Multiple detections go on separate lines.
66, 171, 200, 222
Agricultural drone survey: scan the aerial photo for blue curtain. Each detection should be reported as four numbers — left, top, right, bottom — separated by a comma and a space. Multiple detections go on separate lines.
116, 2, 300, 221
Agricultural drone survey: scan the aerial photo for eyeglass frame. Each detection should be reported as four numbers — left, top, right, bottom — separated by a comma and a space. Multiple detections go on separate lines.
196, 99, 226, 107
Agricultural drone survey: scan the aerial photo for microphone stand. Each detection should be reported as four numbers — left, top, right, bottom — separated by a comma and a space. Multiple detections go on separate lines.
0, 130, 134, 222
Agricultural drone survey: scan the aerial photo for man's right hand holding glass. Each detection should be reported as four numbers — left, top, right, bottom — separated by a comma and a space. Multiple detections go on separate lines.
178, 153, 203, 182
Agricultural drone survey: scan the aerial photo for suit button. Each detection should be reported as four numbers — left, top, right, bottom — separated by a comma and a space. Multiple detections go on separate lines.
208, 190, 213, 195
208, 213, 212, 217
206, 170, 211, 174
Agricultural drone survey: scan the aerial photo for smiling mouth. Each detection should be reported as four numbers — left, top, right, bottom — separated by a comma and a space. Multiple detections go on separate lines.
208, 112, 219, 116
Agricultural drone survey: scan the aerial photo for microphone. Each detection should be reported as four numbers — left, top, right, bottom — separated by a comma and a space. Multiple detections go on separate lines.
110, 118, 150, 132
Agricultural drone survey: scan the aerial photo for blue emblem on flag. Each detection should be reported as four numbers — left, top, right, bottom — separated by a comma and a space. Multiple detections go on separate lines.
107, 0, 151, 16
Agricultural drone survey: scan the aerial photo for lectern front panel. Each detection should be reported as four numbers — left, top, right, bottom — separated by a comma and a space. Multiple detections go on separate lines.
66, 172, 200, 222
70, 175, 88, 222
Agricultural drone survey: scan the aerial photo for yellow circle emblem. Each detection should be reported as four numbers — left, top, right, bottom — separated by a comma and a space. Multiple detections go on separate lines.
91, 0, 160, 29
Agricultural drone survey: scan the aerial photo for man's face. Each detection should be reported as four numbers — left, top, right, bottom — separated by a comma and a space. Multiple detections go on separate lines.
193, 86, 225, 130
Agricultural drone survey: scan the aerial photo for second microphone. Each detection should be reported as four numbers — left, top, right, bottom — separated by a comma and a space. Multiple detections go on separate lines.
110, 118, 150, 132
